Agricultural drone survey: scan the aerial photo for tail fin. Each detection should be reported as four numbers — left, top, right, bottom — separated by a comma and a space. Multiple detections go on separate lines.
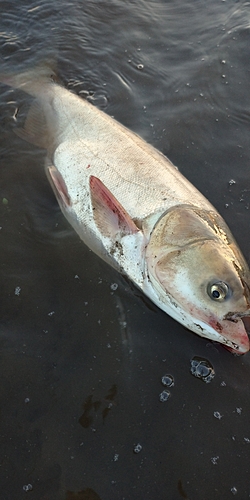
0, 62, 57, 97
0, 62, 59, 150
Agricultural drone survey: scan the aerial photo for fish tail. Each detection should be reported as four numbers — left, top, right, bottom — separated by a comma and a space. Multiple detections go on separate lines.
0, 61, 57, 96
0, 61, 58, 149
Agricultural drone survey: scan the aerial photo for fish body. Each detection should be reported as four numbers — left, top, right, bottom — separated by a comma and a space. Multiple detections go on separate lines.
2, 66, 250, 353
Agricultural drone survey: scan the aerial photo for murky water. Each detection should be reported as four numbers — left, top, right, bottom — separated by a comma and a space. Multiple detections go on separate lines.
1, 1, 250, 499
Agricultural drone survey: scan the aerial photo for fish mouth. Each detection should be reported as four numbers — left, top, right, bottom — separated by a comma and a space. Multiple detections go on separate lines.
242, 316, 250, 337
215, 315, 250, 355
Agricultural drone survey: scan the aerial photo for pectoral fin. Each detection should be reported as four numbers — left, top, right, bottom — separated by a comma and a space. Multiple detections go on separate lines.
89, 175, 139, 238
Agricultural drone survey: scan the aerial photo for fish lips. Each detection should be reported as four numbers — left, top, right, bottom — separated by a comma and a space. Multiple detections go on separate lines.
210, 316, 250, 354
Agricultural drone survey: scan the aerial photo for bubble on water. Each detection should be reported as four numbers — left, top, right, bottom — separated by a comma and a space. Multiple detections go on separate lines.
113, 454, 119, 462
110, 283, 118, 291
190, 357, 215, 383
133, 443, 142, 454
231, 486, 237, 495
161, 374, 174, 387
228, 179, 236, 185
159, 390, 171, 402
244, 437, 250, 443
23, 484, 33, 492
15, 286, 21, 296
137, 63, 144, 70
24, 398, 30, 404
236, 407, 242, 415
211, 456, 219, 465
214, 411, 223, 420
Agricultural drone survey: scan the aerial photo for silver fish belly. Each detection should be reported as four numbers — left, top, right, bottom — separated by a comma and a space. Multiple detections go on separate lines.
2, 66, 250, 354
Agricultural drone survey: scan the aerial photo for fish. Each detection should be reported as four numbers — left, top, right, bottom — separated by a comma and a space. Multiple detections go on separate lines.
1, 65, 250, 354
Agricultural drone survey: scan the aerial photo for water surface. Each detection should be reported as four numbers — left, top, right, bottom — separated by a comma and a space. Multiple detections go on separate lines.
1, 1, 250, 499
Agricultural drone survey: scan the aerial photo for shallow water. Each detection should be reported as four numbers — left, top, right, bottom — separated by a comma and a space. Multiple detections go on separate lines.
1, 1, 250, 499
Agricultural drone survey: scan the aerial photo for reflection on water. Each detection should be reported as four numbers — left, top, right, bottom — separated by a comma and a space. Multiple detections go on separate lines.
79, 384, 117, 428
65, 488, 101, 500
1, 0, 250, 499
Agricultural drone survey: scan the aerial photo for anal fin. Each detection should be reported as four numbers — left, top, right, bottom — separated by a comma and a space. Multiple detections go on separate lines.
14, 99, 49, 150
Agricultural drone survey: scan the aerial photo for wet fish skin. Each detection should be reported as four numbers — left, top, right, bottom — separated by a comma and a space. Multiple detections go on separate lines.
2, 65, 250, 354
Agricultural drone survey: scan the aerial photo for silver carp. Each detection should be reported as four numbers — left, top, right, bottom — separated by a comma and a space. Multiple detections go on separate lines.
2, 66, 250, 354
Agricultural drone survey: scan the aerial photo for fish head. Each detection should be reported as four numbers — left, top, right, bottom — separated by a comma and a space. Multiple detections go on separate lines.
146, 205, 250, 354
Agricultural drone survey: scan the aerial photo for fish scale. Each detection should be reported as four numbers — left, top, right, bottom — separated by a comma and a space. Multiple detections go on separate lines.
54, 112, 213, 223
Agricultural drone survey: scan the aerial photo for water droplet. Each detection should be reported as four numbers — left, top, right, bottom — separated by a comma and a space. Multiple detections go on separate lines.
236, 407, 242, 415
133, 443, 142, 454
229, 179, 236, 185
190, 357, 215, 383
24, 398, 30, 404
231, 486, 237, 495
23, 484, 33, 492
211, 456, 219, 465
15, 286, 21, 296
214, 411, 223, 420
159, 390, 171, 402
137, 64, 144, 70
244, 437, 250, 443
2, 197, 8, 205
113, 453, 119, 461
110, 283, 118, 291
161, 374, 174, 387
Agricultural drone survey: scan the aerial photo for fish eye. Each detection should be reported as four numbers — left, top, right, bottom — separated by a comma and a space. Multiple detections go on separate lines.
207, 281, 230, 301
